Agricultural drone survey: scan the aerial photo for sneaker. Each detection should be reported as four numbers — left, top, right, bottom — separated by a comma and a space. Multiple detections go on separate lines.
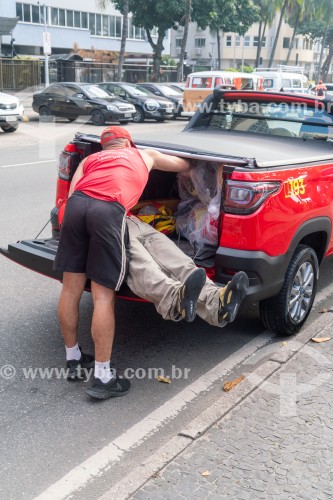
86, 376, 131, 400
178, 268, 206, 322
218, 271, 249, 324
66, 348, 94, 381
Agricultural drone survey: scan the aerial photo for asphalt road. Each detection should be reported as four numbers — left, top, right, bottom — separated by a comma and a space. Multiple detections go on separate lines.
1, 119, 333, 500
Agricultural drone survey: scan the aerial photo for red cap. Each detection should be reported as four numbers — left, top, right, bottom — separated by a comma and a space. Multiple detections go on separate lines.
100, 126, 136, 147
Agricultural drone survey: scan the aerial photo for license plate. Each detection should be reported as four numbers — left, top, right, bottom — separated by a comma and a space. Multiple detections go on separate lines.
124, 113, 131, 118
5, 116, 16, 122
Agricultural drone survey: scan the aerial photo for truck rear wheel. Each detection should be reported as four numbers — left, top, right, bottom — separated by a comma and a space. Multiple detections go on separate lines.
259, 244, 318, 336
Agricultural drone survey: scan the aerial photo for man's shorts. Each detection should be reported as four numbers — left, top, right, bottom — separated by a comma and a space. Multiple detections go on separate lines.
54, 191, 129, 291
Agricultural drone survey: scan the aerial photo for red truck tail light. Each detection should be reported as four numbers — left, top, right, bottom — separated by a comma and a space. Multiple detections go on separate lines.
223, 180, 280, 215
58, 150, 82, 181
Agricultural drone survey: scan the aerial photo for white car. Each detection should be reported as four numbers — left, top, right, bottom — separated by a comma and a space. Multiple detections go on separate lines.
0, 92, 24, 133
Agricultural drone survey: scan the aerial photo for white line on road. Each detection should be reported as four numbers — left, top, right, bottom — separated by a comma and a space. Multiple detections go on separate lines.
35, 331, 273, 500
0, 159, 57, 168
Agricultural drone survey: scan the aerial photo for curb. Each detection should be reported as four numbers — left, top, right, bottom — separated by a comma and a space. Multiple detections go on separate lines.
99, 312, 333, 499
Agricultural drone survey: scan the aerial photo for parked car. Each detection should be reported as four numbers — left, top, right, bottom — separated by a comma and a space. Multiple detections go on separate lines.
98, 82, 174, 123
32, 82, 136, 125
3, 90, 333, 336
168, 82, 186, 92
0, 91, 24, 133
137, 83, 184, 118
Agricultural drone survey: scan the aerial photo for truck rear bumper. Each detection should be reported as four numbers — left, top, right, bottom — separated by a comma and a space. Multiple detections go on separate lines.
214, 246, 289, 301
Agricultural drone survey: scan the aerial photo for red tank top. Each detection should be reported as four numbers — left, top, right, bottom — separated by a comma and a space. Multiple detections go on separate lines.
74, 148, 149, 210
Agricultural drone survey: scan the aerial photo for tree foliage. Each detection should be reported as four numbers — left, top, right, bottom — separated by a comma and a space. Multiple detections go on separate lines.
116, 0, 188, 80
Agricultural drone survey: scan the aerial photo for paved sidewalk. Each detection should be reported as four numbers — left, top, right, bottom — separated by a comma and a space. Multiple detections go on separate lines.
131, 329, 333, 499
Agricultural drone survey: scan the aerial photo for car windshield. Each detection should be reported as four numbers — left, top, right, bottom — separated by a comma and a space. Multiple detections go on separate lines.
158, 85, 182, 96
121, 84, 150, 96
81, 85, 111, 99
195, 99, 333, 142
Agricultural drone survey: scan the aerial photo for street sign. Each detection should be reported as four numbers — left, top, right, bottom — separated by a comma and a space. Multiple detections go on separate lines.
43, 32, 51, 56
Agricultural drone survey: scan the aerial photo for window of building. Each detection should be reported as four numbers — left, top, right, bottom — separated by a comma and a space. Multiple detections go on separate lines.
283, 37, 290, 49
176, 38, 182, 47
195, 38, 206, 47
31, 5, 40, 23
253, 36, 266, 47
244, 36, 250, 47
109, 16, 115, 37
23, 3, 31, 22
59, 9, 66, 27
235, 35, 241, 47
51, 7, 58, 25
226, 35, 232, 47
67, 10, 74, 28
102, 16, 109, 36
82, 12, 88, 29
116, 16, 121, 37
96, 14, 102, 36
16, 3, 23, 21
89, 13, 96, 35
74, 11, 81, 28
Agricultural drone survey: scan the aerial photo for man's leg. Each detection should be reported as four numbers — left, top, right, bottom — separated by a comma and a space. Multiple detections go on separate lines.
58, 272, 86, 347
90, 281, 115, 362
58, 272, 94, 380
86, 280, 130, 399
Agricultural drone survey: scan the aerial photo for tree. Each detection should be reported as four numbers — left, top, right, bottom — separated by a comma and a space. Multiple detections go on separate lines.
97, 0, 129, 81
116, 0, 187, 81
268, 0, 290, 68
253, 0, 280, 68
297, 0, 333, 80
176, 0, 192, 82
192, 0, 260, 70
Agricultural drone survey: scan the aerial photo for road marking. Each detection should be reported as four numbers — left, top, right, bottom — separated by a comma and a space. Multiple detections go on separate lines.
0, 159, 57, 168
35, 331, 273, 500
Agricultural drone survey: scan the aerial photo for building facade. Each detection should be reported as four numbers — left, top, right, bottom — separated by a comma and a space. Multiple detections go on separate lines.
0, 0, 170, 59
171, 17, 330, 81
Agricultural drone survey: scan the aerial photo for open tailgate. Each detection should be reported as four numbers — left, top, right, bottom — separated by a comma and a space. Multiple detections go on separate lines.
0, 239, 62, 281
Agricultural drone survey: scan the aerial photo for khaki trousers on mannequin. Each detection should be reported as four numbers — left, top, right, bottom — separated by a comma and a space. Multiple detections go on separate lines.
126, 216, 224, 327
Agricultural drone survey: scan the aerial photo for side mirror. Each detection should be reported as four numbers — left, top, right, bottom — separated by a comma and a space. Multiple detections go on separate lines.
75, 93, 85, 99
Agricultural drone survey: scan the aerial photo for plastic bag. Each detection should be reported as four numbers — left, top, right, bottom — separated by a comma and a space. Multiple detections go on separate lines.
176, 161, 221, 250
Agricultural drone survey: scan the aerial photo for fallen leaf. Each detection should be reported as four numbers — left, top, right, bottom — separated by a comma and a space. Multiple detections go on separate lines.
311, 337, 331, 343
156, 376, 171, 384
201, 470, 211, 477
282, 341, 288, 346
223, 375, 245, 392
319, 308, 328, 313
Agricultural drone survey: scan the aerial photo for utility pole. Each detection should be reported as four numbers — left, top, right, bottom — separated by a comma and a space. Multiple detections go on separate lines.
38, 2, 50, 86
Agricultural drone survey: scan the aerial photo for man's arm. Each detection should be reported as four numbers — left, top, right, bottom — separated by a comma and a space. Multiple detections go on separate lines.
68, 160, 86, 197
139, 149, 190, 173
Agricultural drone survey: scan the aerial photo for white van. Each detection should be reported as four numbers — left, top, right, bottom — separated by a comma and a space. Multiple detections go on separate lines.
254, 65, 309, 94
182, 70, 263, 117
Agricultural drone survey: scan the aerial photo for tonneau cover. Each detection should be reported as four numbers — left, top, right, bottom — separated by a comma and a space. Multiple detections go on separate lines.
75, 129, 333, 168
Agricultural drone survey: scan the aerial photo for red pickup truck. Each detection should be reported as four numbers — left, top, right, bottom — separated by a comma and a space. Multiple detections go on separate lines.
2, 89, 333, 336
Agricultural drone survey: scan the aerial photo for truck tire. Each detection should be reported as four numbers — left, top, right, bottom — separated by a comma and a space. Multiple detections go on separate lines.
259, 244, 318, 336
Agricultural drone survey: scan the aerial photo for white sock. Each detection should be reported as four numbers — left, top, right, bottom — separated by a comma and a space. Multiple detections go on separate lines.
95, 361, 113, 383
65, 343, 81, 361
